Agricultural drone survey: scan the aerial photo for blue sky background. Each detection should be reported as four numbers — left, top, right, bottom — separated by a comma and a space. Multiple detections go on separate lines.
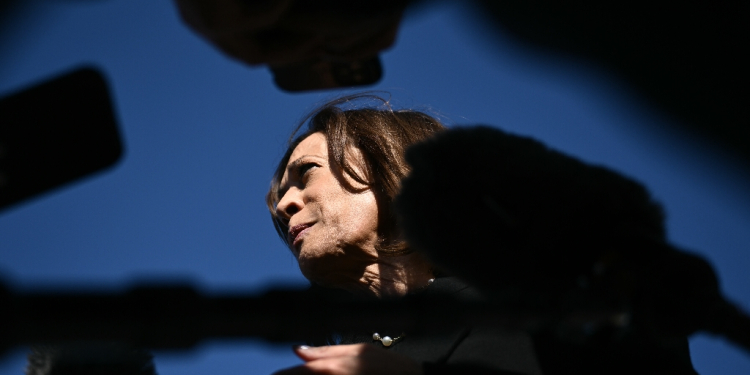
1, 1, 748, 374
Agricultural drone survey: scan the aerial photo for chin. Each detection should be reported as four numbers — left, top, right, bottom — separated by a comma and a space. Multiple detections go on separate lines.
297, 250, 331, 282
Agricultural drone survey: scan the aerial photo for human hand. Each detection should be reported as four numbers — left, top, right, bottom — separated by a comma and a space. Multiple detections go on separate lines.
272, 344, 423, 375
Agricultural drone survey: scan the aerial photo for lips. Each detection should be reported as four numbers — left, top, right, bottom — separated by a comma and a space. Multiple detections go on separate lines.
288, 223, 313, 247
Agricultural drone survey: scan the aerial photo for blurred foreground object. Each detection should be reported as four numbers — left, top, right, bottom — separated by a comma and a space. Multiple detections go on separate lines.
1, 271, 747, 373
0, 67, 123, 212
174, 0, 407, 91
396, 126, 750, 373
0, 283, 540, 354
175, 0, 750, 170
473, 1, 750, 164
25, 343, 156, 375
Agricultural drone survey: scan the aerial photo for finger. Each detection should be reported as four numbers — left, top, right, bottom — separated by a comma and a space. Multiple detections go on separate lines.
293, 344, 370, 361
303, 356, 363, 375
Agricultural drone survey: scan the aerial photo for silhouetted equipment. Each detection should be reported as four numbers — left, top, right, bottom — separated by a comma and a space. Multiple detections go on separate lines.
0, 67, 123, 211
0, 283, 500, 357
174, 0, 404, 92
3, 271, 746, 354
2, 245, 749, 373
1, 1, 749, 373
271, 56, 383, 93
396, 126, 750, 372
25, 343, 157, 375
472, 1, 750, 165
173, 0, 750, 170
265, 0, 393, 91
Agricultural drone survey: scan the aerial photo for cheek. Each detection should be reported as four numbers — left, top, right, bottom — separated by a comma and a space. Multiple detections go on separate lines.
340, 192, 380, 239
355, 193, 379, 226
316, 188, 379, 242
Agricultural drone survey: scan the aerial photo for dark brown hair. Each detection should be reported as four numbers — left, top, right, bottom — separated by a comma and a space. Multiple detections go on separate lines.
266, 93, 446, 255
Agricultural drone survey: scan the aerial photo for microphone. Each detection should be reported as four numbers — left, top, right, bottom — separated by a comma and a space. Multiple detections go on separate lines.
25, 342, 156, 375
395, 125, 750, 352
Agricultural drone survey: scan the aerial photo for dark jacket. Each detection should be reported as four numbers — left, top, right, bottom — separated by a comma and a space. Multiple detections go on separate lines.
310, 277, 544, 375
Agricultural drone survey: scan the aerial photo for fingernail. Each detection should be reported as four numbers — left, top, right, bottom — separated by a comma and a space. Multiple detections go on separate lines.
293, 345, 310, 350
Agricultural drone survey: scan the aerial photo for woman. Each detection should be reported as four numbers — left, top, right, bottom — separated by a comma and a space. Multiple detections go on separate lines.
265, 94, 543, 375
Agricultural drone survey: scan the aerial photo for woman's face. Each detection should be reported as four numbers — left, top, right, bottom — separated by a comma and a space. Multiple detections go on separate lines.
276, 132, 381, 287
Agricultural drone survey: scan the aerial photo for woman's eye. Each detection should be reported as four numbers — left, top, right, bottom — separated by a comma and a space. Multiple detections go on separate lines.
299, 163, 317, 177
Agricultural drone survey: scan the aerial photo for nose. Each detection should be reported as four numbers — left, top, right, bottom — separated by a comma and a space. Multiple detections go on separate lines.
276, 187, 303, 221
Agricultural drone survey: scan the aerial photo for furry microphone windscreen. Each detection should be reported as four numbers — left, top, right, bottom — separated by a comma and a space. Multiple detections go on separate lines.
396, 126, 750, 360
395, 126, 667, 297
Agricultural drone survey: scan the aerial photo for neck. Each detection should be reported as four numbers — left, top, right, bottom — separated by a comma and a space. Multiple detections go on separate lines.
348, 252, 435, 299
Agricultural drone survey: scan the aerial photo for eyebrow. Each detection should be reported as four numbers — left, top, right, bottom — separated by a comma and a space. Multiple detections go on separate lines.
286, 157, 308, 175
